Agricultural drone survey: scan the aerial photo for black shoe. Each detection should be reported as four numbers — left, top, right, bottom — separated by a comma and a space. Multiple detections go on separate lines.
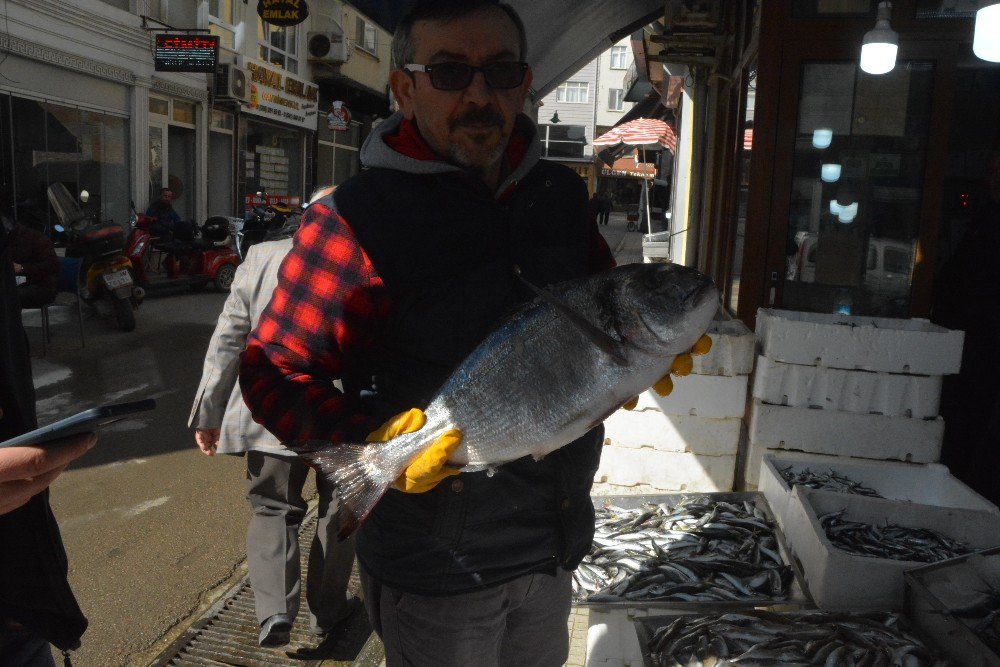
259, 613, 293, 648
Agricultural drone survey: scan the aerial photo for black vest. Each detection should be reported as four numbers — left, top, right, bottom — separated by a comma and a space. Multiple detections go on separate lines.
333, 159, 604, 594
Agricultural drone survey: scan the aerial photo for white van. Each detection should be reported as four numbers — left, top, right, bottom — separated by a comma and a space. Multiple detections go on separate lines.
789, 232, 914, 297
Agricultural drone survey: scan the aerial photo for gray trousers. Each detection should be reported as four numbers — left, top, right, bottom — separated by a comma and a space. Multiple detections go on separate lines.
245, 451, 356, 632
359, 564, 572, 667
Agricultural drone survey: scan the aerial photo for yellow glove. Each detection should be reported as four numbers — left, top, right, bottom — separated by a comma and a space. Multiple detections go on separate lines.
623, 334, 713, 409
366, 408, 463, 493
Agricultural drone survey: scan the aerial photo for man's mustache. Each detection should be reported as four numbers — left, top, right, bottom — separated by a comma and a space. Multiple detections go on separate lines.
451, 108, 504, 129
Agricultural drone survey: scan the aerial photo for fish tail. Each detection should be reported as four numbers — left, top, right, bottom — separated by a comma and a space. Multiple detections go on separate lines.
300, 442, 393, 541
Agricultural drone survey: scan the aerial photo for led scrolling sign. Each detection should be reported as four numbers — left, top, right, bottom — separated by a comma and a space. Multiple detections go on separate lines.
154, 34, 220, 72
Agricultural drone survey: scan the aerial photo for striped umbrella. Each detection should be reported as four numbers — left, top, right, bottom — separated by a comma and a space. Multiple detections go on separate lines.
593, 117, 677, 153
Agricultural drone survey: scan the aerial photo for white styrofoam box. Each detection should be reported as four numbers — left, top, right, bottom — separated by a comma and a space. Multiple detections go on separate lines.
755, 308, 964, 375
748, 399, 944, 462
752, 355, 942, 418
633, 373, 748, 418
759, 452, 999, 532
604, 409, 740, 456
781, 486, 1000, 610
690, 319, 756, 376
594, 445, 735, 492
586, 608, 664, 667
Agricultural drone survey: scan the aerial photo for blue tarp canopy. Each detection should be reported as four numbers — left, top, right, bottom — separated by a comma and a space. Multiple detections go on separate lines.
342, 0, 663, 99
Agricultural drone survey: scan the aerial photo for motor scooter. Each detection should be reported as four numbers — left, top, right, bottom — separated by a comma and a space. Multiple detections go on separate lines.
125, 205, 239, 293
48, 185, 139, 332
236, 191, 301, 261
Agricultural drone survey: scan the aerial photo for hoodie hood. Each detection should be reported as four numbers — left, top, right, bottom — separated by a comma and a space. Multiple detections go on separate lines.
360, 111, 544, 198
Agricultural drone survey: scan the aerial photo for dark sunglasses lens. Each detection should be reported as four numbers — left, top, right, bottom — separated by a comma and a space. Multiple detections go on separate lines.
430, 63, 474, 90
483, 63, 525, 89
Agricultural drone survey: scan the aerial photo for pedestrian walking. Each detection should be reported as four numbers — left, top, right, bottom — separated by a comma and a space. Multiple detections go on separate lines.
189, 229, 357, 648
239, 3, 705, 665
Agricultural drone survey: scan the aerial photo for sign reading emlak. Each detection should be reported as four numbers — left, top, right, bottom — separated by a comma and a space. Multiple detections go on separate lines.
257, 0, 309, 27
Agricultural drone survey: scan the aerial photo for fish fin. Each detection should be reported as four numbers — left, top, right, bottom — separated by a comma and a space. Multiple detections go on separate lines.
296, 441, 392, 541
514, 268, 628, 366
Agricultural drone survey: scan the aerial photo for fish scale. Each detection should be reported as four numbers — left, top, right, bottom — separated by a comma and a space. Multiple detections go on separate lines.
301, 262, 719, 538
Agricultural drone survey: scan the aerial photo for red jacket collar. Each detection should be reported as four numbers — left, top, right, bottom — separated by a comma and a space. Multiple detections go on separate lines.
385, 117, 531, 172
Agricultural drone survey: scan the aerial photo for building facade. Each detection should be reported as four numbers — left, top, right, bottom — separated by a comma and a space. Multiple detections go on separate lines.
0, 0, 390, 234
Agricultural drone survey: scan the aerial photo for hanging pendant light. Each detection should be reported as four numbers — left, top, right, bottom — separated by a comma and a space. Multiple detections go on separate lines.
821, 164, 842, 182
812, 128, 833, 149
974, 1, 1000, 62
860, 2, 898, 75
550, 111, 561, 124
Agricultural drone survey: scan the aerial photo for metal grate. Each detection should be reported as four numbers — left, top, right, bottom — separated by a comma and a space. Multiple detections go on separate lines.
152, 514, 377, 667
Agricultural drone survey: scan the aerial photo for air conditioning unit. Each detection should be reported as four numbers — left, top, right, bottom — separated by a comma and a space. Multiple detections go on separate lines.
215, 64, 249, 104
307, 25, 350, 65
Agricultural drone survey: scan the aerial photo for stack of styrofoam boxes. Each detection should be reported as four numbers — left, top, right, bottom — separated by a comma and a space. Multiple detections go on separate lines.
593, 319, 755, 495
742, 308, 965, 491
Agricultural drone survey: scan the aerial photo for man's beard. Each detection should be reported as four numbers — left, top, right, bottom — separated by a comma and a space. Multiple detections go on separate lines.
447, 108, 507, 173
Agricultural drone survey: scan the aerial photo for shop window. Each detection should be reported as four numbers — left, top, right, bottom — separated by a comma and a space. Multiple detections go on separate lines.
258, 18, 298, 73
556, 82, 589, 104
149, 97, 169, 117
173, 100, 196, 126
318, 119, 361, 186
610, 45, 628, 70
782, 60, 934, 318
538, 124, 587, 158
356, 17, 377, 55
208, 0, 236, 50
245, 120, 304, 204
8, 97, 130, 234
726, 66, 755, 315
608, 88, 624, 111
211, 109, 234, 131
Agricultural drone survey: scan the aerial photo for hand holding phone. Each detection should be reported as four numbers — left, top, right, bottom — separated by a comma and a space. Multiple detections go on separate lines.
0, 399, 155, 449
0, 433, 96, 515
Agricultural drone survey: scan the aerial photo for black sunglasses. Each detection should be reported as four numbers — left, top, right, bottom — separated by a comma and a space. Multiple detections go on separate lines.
403, 61, 529, 91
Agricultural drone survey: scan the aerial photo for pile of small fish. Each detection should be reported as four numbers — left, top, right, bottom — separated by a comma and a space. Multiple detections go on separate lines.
573, 496, 793, 603
820, 510, 971, 563
642, 610, 949, 666
779, 466, 883, 497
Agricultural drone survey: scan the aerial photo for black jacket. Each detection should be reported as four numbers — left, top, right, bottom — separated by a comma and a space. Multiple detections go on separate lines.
0, 223, 88, 649
338, 158, 606, 595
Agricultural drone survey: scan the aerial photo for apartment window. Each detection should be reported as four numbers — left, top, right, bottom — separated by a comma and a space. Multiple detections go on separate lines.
356, 17, 377, 54
538, 124, 587, 158
610, 45, 628, 69
258, 18, 298, 73
556, 81, 589, 104
208, 0, 236, 50
608, 88, 624, 111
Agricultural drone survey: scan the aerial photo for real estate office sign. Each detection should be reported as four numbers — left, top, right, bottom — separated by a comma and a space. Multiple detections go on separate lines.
257, 0, 309, 27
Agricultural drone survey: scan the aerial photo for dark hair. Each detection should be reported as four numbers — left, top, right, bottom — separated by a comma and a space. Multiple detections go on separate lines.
391, 1, 528, 70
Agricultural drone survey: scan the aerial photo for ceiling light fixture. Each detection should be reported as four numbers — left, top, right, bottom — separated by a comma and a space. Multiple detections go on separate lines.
821, 164, 842, 182
974, 1, 1000, 62
813, 128, 833, 149
860, 2, 898, 75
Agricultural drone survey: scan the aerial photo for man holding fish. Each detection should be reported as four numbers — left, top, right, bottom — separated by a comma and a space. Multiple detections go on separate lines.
239, 1, 713, 664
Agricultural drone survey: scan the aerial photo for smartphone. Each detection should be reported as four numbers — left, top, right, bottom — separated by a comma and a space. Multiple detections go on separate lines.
0, 399, 156, 449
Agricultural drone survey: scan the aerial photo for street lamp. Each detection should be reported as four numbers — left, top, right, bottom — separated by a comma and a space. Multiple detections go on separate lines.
860, 2, 898, 75
550, 111, 561, 124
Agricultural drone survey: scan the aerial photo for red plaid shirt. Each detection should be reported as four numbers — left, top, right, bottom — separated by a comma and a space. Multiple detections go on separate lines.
240, 120, 615, 445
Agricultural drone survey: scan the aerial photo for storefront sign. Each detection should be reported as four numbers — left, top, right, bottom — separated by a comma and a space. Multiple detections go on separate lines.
326, 101, 351, 131
257, 0, 309, 27
244, 59, 319, 130
154, 34, 219, 72
245, 193, 301, 211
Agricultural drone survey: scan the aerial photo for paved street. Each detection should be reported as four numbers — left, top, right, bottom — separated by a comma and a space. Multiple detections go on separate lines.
22, 212, 644, 666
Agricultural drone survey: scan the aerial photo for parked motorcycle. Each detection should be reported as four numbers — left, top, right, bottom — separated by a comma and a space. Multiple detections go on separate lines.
49, 186, 139, 332
125, 205, 239, 293
236, 191, 301, 261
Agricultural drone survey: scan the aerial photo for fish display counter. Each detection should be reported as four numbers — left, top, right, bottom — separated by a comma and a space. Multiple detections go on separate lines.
781, 486, 1000, 610
575, 492, 811, 610
905, 548, 1000, 666
632, 610, 951, 666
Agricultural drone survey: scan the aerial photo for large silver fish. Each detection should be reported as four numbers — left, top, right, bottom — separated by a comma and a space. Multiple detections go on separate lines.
306, 262, 719, 538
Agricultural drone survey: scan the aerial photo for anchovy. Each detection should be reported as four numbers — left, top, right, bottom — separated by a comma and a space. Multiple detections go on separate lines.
642, 611, 949, 666
573, 496, 793, 603
299, 263, 719, 538
820, 510, 971, 563
779, 466, 883, 497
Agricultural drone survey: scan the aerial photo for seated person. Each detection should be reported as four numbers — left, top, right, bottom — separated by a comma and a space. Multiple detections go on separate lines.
145, 187, 181, 237
4, 216, 58, 308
